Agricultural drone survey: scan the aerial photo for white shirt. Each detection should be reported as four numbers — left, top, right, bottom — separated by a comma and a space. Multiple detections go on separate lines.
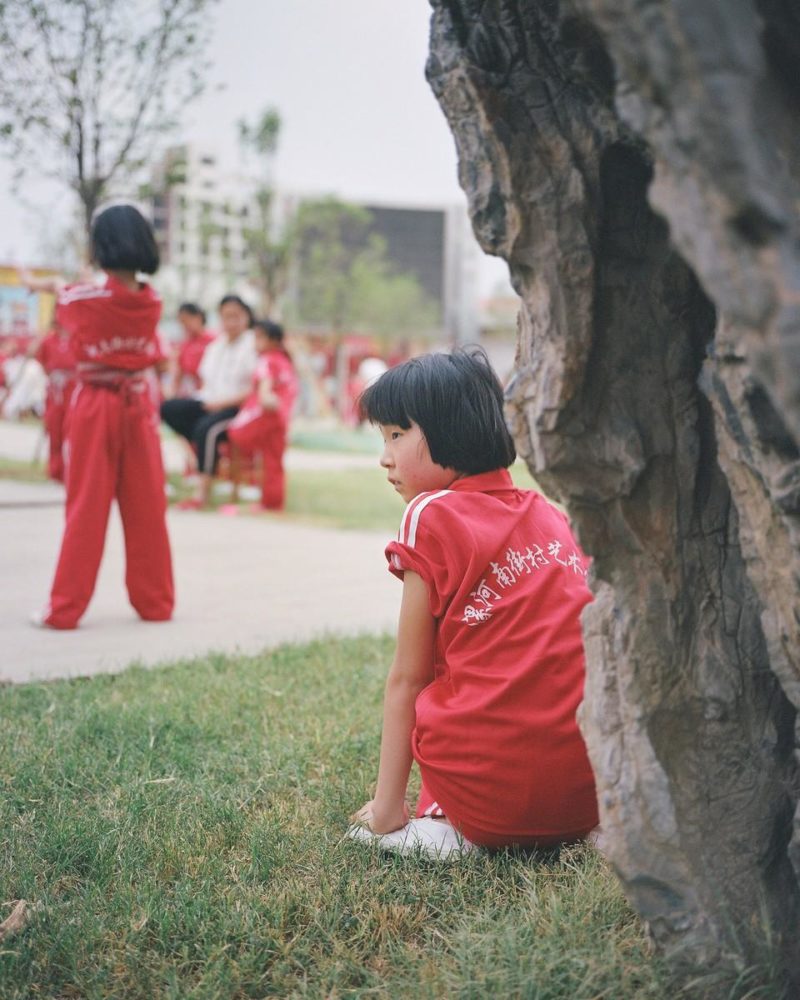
197, 331, 257, 404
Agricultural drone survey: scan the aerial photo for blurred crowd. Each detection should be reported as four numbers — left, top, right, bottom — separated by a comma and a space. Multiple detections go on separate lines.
0, 310, 400, 422
0, 293, 398, 506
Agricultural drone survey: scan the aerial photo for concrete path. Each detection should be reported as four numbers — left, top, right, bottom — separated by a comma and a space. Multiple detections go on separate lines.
0, 423, 399, 686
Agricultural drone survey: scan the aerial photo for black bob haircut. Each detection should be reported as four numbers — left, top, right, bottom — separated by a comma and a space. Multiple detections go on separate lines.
219, 294, 254, 328
91, 204, 159, 274
359, 348, 516, 475
178, 302, 207, 324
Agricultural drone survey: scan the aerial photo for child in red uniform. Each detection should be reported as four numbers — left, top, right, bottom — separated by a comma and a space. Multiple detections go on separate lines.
169, 302, 214, 398
28, 204, 174, 630
33, 321, 76, 481
163, 302, 214, 475
226, 320, 298, 511
350, 349, 598, 854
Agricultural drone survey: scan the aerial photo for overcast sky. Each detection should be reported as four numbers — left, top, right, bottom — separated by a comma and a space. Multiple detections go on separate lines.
0, 1, 510, 293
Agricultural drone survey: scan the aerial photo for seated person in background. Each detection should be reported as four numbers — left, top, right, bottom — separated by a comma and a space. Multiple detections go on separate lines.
33, 320, 77, 481
160, 294, 257, 510
168, 302, 214, 399
227, 320, 298, 511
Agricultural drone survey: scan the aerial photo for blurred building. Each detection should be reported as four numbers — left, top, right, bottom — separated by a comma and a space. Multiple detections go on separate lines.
148, 144, 479, 342
148, 145, 259, 319
353, 202, 479, 344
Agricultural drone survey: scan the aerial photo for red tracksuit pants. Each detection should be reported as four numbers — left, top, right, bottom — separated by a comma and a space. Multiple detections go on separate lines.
43, 380, 75, 482
227, 410, 288, 510
45, 379, 174, 629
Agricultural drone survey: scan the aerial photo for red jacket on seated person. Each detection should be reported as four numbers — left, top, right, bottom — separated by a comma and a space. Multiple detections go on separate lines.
227, 322, 298, 511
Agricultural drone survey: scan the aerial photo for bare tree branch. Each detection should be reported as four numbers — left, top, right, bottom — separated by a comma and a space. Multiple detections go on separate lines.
0, 0, 218, 253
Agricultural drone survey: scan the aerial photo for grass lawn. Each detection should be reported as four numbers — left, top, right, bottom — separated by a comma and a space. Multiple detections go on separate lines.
0, 456, 49, 484
0, 454, 534, 534
281, 462, 539, 534
164, 467, 408, 534
171, 462, 542, 535
0, 430, 540, 535
0, 635, 673, 1000
289, 424, 382, 456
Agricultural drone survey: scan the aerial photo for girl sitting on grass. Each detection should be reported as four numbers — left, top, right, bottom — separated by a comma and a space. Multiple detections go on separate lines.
351, 349, 598, 854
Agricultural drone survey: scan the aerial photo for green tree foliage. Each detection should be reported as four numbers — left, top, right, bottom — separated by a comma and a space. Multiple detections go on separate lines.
349, 242, 440, 337
238, 107, 281, 159
0, 0, 218, 250
289, 197, 439, 336
238, 106, 289, 317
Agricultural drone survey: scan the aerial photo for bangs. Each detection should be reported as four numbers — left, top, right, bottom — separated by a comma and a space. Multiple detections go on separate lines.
359, 349, 516, 474
358, 364, 415, 428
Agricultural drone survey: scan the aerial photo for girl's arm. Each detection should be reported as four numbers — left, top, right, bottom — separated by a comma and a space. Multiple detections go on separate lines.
355, 570, 436, 834
257, 374, 279, 410
17, 268, 66, 295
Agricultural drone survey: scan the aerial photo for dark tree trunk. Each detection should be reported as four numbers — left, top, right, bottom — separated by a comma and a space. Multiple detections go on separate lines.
427, 0, 800, 987
77, 196, 96, 262
78, 178, 105, 260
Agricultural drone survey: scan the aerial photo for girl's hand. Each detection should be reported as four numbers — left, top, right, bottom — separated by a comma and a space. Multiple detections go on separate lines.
16, 267, 65, 294
353, 799, 409, 835
257, 379, 279, 410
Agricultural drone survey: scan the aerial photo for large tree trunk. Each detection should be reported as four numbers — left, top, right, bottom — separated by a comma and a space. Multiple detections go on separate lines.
427, 0, 800, 987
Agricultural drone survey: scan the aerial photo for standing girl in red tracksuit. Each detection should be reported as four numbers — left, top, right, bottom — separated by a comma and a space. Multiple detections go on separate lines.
350, 349, 598, 855
226, 320, 298, 511
33, 321, 77, 482
29, 204, 174, 630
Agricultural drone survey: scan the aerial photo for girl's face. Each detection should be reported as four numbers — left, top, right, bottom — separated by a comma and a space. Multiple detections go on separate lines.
178, 311, 204, 336
255, 330, 278, 354
378, 422, 458, 503
219, 302, 250, 339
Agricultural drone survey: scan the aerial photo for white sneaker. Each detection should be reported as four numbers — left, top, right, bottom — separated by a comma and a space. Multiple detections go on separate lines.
346, 817, 476, 860
29, 610, 52, 629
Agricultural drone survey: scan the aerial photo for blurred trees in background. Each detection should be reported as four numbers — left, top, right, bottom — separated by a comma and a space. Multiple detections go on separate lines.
287, 196, 438, 338
238, 106, 290, 317
284, 195, 439, 416
0, 0, 218, 252
236, 110, 437, 338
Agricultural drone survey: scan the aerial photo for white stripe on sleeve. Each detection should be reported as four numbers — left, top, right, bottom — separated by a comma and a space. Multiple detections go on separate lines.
58, 285, 111, 305
397, 493, 425, 545
406, 489, 452, 549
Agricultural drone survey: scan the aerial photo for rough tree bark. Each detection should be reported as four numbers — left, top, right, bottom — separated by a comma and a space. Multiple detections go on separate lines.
427, 0, 800, 988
